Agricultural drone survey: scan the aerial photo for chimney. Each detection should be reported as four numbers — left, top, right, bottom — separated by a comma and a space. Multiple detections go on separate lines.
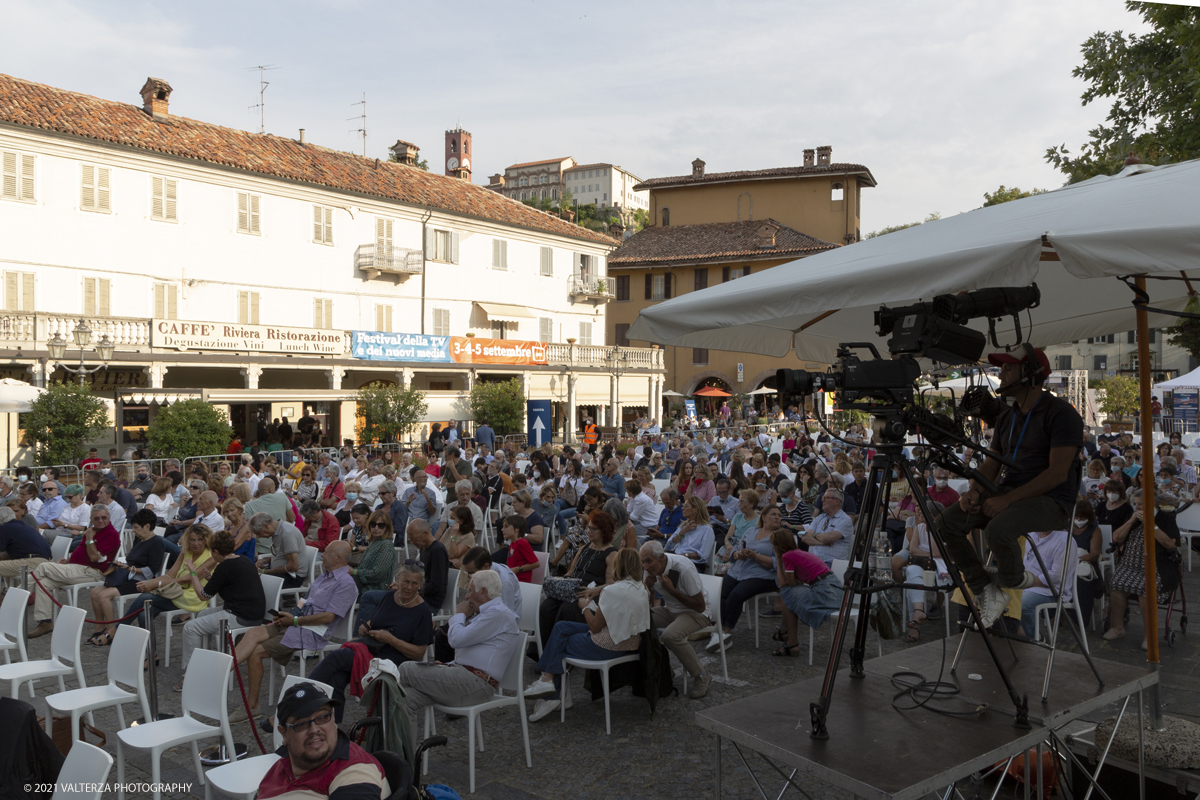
803, 149, 815, 167
139, 77, 173, 120
609, 220, 626, 239
390, 139, 421, 167
692, 158, 706, 178
756, 222, 779, 248
816, 145, 832, 166
299, 128, 306, 144
489, 173, 505, 187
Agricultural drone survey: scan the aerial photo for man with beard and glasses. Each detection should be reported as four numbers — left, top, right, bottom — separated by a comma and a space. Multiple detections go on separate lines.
256, 681, 388, 799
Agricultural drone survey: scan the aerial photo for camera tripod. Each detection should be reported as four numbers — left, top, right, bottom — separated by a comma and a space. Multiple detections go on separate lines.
809, 434, 1084, 739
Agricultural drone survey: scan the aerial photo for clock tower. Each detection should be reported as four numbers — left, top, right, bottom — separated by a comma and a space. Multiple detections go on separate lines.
445, 128, 472, 181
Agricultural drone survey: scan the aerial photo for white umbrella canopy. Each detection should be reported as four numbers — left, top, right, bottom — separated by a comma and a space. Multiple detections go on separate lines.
0, 378, 43, 413
627, 160, 1200, 362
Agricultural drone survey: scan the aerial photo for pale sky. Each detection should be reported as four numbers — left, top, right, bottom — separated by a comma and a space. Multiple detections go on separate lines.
0, 0, 1161, 233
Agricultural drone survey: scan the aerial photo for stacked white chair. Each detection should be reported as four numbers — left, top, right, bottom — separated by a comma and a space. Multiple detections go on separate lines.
0, 605, 87, 700
46, 624, 151, 741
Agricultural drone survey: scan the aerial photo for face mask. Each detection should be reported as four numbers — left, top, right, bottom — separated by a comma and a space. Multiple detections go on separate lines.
934, 479, 948, 488
39, 475, 49, 483
1107, 492, 1120, 503
346, 492, 359, 501
1074, 517, 1088, 527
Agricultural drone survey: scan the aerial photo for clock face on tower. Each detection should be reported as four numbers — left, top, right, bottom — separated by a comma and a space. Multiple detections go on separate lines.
461, 157, 470, 169
447, 157, 459, 170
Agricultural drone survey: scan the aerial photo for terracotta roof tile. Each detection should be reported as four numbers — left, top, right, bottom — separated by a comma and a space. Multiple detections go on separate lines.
0, 74, 614, 245
608, 219, 838, 268
506, 157, 573, 169
635, 163, 877, 191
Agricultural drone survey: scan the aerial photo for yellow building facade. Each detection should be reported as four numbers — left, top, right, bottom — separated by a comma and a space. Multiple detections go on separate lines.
608, 150, 876, 414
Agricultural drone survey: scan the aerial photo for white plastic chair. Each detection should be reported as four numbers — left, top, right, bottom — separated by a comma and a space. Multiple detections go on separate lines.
1034, 597, 1090, 653
50, 536, 71, 561
751, 591, 782, 648
203, 675, 334, 800
293, 603, 357, 681
560, 651, 640, 735
517, 582, 543, 657
162, 595, 217, 667
116, 648, 237, 800
0, 588, 34, 697
65, 542, 125, 608
676, 573, 729, 693
46, 624, 151, 742
530, 552, 550, 586
424, 634, 532, 794
1097, 525, 1115, 580
432, 569, 460, 625
1173, 505, 1200, 571
279, 546, 321, 607
651, 479, 671, 497
51, 740, 113, 800
0, 604, 87, 699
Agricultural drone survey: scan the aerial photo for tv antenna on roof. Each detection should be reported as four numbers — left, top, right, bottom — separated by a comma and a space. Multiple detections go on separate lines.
247, 65, 279, 134
348, 94, 367, 156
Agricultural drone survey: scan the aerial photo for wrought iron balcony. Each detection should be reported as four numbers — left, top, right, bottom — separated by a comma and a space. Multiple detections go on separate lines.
356, 243, 424, 280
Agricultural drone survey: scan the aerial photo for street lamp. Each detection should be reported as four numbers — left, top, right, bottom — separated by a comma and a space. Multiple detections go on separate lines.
47, 320, 115, 385
606, 346, 631, 430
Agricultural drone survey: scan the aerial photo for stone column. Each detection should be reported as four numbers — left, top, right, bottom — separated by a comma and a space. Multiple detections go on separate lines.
648, 375, 656, 417
241, 365, 263, 390
566, 374, 578, 443
30, 359, 50, 389
399, 369, 415, 390
328, 367, 346, 390
144, 364, 169, 389
521, 371, 532, 402
610, 374, 619, 429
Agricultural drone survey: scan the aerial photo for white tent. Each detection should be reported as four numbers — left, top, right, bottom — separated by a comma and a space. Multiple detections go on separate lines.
924, 374, 1001, 397
627, 160, 1200, 361
1153, 364, 1200, 393
0, 378, 43, 413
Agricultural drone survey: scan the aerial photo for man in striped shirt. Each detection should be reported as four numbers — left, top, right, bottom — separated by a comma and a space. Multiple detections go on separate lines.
257, 681, 388, 800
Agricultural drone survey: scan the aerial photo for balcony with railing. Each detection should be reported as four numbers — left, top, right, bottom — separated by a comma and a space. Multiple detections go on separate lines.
356, 243, 425, 280
545, 343, 663, 369
568, 275, 615, 303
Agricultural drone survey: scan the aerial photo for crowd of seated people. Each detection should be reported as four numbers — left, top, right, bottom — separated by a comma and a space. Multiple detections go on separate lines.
6, 410, 1195, 784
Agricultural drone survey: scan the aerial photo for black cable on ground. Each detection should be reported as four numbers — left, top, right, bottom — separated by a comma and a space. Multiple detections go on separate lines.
890, 629, 987, 718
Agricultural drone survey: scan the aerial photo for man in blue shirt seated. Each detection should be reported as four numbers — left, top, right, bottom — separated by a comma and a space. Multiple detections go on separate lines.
598, 457, 626, 501
0, 505, 52, 582
646, 487, 683, 543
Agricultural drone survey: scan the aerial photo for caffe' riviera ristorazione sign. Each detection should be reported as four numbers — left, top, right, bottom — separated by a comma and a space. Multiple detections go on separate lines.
152, 320, 346, 355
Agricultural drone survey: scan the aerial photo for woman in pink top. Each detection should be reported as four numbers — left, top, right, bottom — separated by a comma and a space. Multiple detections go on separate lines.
686, 463, 717, 505
770, 529, 843, 658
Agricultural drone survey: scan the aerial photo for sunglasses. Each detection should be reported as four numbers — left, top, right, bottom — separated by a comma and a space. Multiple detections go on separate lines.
282, 709, 333, 733
404, 558, 424, 568
369, 522, 388, 529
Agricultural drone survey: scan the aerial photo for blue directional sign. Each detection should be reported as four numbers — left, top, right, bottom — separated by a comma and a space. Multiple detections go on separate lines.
527, 400, 552, 448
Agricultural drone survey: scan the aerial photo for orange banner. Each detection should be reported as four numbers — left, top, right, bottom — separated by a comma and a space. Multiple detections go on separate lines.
450, 337, 548, 365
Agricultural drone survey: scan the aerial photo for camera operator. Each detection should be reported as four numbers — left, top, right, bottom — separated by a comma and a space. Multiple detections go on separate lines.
936, 346, 1083, 628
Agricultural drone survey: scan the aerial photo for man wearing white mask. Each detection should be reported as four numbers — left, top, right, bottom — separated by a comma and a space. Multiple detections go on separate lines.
927, 467, 960, 508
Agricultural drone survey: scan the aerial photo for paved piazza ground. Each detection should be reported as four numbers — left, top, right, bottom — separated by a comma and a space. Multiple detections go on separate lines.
14, 562, 1200, 799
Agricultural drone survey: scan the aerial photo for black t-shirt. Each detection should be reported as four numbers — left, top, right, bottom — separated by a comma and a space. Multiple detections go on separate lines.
421, 540, 449, 611
202, 555, 267, 622
993, 391, 1083, 513
1096, 501, 1134, 530
359, 592, 434, 662
0, 520, 51, 560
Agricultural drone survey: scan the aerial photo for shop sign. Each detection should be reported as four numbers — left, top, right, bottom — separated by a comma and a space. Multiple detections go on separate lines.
350, 331, 547, 365
49, 369, 148, 387
351, 332, 450, 362
152, 319, 346, 355
450, 337, 547, 365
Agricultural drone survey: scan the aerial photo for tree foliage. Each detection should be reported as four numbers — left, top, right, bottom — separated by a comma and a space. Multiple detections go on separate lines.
146, 399, 235, 461
865, 212, 941, 239
1166, 296, 1200, 364
24, 383, 110, 466
356, 383, 428, 443
982, 185, 1047, 206
469, 378, 525, 436
1095, 374, 1141, 422
1046, 3, 1200, 183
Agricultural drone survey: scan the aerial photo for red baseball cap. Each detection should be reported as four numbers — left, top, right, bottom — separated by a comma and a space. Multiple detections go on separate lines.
987, 347, 1050, 381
